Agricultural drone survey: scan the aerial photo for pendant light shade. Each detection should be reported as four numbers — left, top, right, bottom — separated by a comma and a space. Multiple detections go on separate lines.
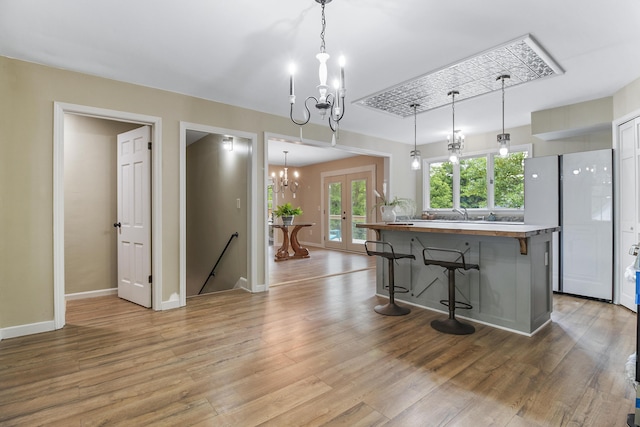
410, 103, 421, 171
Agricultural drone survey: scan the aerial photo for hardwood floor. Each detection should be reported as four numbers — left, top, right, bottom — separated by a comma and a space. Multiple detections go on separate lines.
268, 246, 375, 286
0, 266, 637, 426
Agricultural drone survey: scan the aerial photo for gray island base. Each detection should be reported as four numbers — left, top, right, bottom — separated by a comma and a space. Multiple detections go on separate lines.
356, 222, 560, 336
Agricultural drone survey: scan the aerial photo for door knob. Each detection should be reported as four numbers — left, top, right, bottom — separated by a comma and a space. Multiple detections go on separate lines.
113, 222, 121, 228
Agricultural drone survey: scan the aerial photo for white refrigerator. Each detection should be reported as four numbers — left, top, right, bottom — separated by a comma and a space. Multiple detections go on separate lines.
524, 149, 613, 300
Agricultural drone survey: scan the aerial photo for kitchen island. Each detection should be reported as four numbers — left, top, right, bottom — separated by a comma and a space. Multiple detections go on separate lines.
356, 221, 560, 335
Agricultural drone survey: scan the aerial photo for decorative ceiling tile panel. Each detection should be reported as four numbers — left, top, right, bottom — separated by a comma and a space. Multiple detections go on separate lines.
354, 34, 563, 118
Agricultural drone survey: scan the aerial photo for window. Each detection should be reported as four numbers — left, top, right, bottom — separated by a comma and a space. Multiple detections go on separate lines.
425, 146, 529, 211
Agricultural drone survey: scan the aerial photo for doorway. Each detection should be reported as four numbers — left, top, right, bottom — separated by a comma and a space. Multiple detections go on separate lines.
264, 132, 391, 290
53, 102, 163, 330
179, 122, 259, 301
184, 130, 249, 297
63, 115, 145, 306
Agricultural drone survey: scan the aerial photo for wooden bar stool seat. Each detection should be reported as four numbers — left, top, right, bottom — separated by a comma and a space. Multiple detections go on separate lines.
364, 240, 415, 316
423, 247, 479, 335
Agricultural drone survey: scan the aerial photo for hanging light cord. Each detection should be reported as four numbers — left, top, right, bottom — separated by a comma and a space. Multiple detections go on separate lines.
448, 90, 458, 142
501, 77, 506, 134
452, 92, 455, 138
413, 104, 418, 151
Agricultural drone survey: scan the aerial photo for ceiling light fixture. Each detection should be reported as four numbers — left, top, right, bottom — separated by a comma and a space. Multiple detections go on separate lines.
222, 136, 233, 152
447, 90, 464, 164
288, 0, 346, 137
355, 34, 563, 118
410, 103, 421, 171
497, 74, 510, 157
271, 151, 300, 198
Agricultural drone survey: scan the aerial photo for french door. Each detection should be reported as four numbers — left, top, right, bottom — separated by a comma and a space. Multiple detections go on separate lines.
324, 171, 372, 253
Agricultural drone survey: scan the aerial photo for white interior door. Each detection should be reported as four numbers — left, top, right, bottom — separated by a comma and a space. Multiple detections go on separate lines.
619, 119, 638, 311
116, 126, 152, 307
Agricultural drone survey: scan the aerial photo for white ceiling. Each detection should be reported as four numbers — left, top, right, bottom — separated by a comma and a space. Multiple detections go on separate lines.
2, 0, 639, 154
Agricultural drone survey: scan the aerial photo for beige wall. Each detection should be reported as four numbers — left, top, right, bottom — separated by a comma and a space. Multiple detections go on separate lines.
613, 76, 640, 120
0, 55, 412, 331
186, 134, 249, 296
64, 114, 139, 295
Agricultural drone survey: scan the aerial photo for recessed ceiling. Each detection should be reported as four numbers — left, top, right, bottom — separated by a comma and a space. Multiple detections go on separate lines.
355, 34, 563, 118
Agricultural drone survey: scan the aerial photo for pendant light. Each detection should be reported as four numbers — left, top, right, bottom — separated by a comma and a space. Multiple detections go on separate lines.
410, 103, 421, 170
447, 90, 464, 164
497, 74, 511, 157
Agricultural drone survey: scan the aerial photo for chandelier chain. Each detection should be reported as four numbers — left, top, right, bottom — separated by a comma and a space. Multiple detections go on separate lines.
320, 2, 326, 53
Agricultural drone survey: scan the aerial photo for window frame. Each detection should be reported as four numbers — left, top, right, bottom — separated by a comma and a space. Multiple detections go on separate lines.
423, 144, 531, 214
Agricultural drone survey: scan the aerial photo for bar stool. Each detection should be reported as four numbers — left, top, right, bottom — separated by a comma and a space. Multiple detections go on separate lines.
364, 240, 415, 316
422, 247, 479, 335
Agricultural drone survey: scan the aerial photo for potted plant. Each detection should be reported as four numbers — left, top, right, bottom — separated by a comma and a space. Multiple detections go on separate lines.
372, 190, 412, 222
274, 202, 303, 226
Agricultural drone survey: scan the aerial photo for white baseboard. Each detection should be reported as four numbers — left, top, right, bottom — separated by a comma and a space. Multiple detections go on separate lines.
234, 277, 248, 290
161, 292, 182, 310
1, 320, 56, 340
65, 288, 117, 300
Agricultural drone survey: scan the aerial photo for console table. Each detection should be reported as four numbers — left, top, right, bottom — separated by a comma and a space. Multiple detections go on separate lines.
272, 223, 314, 262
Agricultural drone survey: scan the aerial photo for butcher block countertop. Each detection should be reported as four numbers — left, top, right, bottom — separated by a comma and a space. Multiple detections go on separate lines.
356, 221, 560, 255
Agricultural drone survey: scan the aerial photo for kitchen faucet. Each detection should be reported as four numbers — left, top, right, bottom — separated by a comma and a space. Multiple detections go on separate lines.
453, 208, 468, 220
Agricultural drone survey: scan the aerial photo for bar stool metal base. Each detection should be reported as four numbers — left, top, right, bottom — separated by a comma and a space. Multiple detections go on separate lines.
375, 302, 411, 316
430, 318, 475, 335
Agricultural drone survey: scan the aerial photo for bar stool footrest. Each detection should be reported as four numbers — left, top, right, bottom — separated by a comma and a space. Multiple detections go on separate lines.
383, 284, 409, 294
439, 299, 472, 310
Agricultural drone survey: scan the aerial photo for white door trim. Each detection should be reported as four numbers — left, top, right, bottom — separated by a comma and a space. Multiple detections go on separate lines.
179, 122, 259, 302
53, 102, 163, 330
613, 108, 640, 307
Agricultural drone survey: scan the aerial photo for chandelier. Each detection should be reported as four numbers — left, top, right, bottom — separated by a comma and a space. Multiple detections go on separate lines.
410, 103, 421, 170
271, 151, 299, 198
288, 0, 346, 135
447, 90, 464, 164
497, 74, 511, 157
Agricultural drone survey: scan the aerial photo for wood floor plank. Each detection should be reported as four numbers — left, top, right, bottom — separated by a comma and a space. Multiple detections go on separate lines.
0, 260, 636, 426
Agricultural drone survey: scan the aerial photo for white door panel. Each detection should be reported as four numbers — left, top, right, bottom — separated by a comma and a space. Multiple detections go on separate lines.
117, 126, 151, 307
619, 119, 639, 311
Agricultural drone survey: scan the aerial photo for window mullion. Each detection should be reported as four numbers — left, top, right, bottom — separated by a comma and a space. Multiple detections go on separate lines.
487, 153, 495, 210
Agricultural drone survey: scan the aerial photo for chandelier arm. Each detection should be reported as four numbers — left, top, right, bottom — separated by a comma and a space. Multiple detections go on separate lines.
328, 115, 337, 133
290, 96, 317, 126
327, 107, 345, 134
